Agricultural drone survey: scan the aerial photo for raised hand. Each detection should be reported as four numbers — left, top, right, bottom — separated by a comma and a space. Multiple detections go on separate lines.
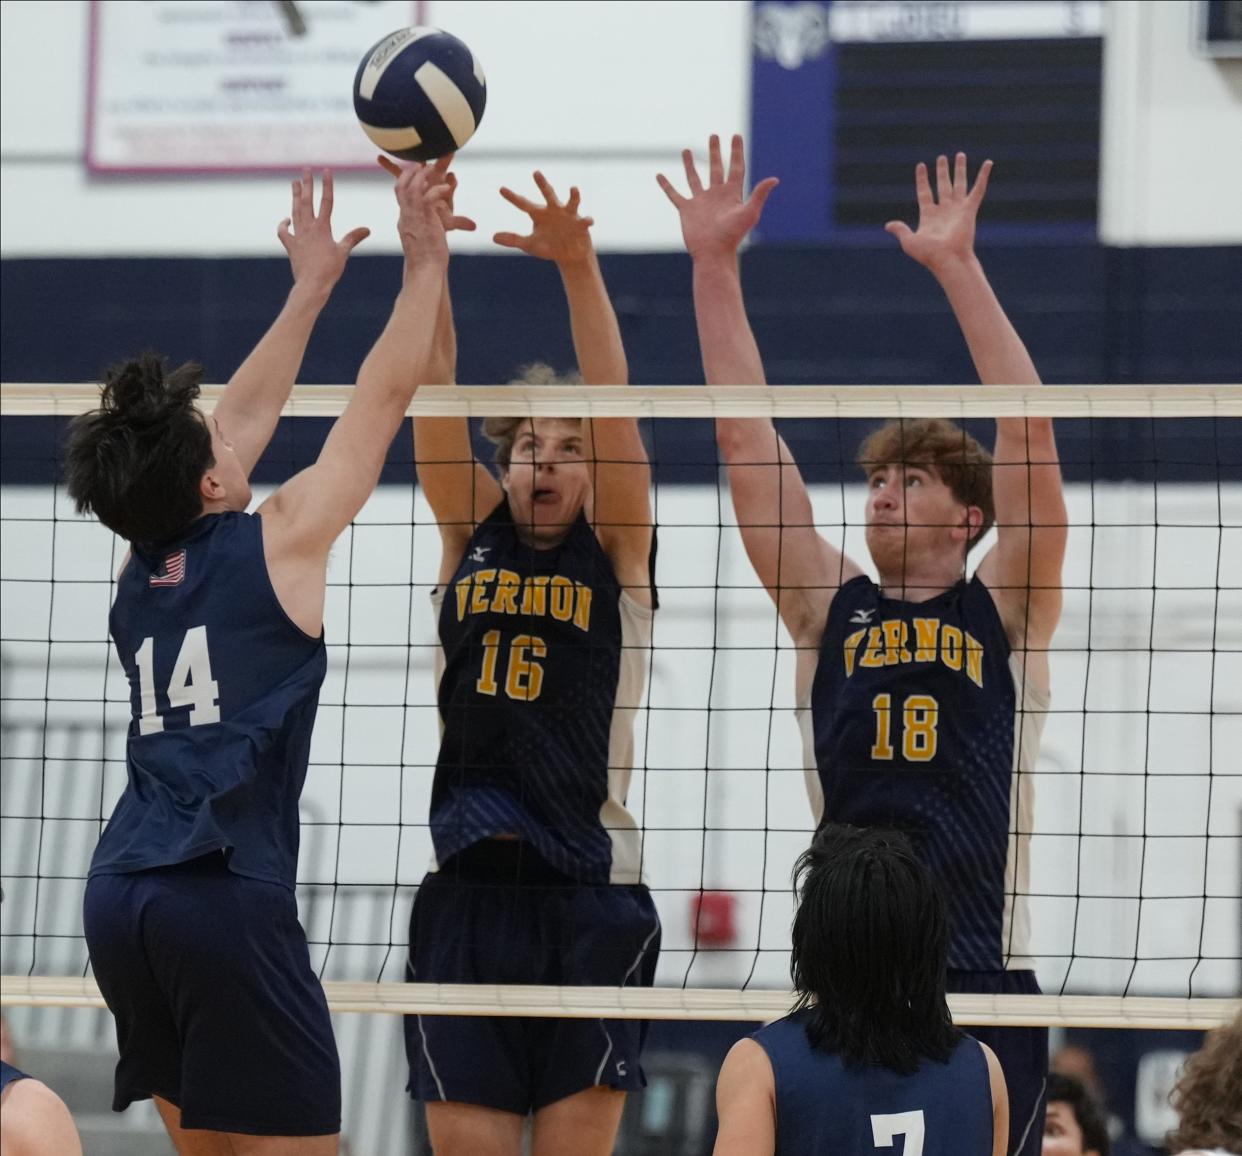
278, 169, 370, 293
377, 154, 477, 234
493, 172, 594, 265
394, 162, 453, 269
657, 134, 778, 262
885, 152, 993, 273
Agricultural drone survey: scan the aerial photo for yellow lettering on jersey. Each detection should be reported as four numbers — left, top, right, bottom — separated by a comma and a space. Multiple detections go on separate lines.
941, 624, 963, 671
572, 581, 593, 631
520, 575, 549, 617
882, 619, 911, 665
549, 575, 574, 622
490, 570, 521, 616
842, 628, 867, 677
913, 617, 939, 663
859, 626, 886, 669
965, 631, 984, 688
455, 576, 472, 622
470, 569, 496, 615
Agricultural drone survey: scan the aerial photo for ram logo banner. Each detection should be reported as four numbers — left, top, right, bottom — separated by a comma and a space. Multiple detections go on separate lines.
749, 1, 1104, 243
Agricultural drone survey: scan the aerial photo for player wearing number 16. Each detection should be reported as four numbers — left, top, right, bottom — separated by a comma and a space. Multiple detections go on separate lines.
403, 167, 658, 1154
65, 163, 454, 1154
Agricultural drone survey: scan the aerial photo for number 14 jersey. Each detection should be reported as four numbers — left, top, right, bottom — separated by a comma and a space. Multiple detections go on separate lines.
801, 575, 1048, 972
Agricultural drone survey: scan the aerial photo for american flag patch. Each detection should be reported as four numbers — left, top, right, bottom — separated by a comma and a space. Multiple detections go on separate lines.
149, 549, 187, 587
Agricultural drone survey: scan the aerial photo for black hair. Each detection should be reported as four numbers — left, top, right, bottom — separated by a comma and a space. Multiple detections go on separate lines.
64, 354, 214, 544
790, 823, 960, 1074
1047, 1072, 1111, 1155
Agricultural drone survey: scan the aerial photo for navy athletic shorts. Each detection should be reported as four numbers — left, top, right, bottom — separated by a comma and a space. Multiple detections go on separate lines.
948, 969, 1048, 1156
405, 840, 661, 1115
83, 852, 340, 1136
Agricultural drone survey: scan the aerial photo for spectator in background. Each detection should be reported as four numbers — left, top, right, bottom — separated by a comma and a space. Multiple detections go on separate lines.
1043, 1072, 1110, 1156
1166, 1010, 1242, 1156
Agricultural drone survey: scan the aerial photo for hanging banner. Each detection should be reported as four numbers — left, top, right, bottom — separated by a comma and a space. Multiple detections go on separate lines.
87, 0, 423, 174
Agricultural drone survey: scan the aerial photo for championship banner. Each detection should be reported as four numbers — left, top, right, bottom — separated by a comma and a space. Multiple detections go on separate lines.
87, 0, 422, 174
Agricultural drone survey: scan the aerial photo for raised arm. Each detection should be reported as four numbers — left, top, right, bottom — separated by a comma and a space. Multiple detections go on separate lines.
658, 135, 862, 646
213, 170, 370, 475
258, 164, 451, 629
495, 173, 652, 600
887, 154, 1067, 659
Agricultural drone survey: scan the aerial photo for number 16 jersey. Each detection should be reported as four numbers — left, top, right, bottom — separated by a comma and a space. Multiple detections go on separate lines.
431, 501, 653, 886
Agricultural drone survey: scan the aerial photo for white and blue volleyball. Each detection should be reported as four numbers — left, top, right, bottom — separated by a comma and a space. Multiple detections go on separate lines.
353, 28, 486, 161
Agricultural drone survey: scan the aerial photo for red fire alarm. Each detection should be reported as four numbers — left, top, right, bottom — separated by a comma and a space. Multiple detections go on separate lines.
690, 891, 738, 947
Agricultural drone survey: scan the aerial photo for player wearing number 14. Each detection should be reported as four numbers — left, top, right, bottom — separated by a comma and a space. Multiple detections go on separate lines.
65, 164, 454, 1153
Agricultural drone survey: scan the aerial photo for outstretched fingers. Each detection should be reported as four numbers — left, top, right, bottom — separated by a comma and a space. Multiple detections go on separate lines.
708, 134, 724, 186
656, 171, 685, 207
317, 169, 334, 218
935, 154, 951, 203
746, 175, 780, 215
681, 148, 704, 195
914, 161, 934, 212
726, 133, 746, 187
969, 158, 994, 204
532, 170, 561, 207
499, 185, 539, 215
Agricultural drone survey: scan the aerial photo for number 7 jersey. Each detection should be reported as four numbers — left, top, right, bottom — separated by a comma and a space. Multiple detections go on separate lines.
800, 575, 1048, 972
431, 501, 653, 886
95, 512, 326, 889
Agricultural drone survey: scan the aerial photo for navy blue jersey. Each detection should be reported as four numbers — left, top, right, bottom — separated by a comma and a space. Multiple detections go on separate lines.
0, 1059, 29, 1092
93, 512, 326, 889
431, 501, 652, 885
803, 575, 1046, 971
753, 1011, 993, 1156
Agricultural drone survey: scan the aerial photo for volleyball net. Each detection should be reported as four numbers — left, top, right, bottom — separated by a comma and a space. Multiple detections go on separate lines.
1, 383, 1239, 1029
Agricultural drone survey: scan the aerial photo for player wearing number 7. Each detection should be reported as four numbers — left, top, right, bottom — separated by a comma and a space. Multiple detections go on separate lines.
713, 824, 1008, 1155
403, 169, 658, 1156
660, 139, 1066, 1156
65, 163, 453, 1154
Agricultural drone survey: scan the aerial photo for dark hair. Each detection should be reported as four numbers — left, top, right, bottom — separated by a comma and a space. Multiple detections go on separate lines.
64, 355, 214, 543
856, 418, 995, 551
1047, 1072, 1111, 1156
790, 823, 959, 1074
1167, 1011, 1242, 1154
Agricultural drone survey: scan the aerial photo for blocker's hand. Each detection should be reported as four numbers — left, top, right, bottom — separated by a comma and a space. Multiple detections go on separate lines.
493, 172, 595, 266
377, 154, 477, 233
885, 152, 993, 274
279, 169, 371, 293
394, 163, 454, 268
657, 134, 778, 262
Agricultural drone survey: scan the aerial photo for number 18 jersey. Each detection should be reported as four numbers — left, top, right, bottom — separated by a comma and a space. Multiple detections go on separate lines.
801, 575, 1048, 972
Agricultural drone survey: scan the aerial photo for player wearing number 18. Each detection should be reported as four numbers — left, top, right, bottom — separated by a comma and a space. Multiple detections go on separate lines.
661, 139, 1067, 1156
65, 163, 454, 1153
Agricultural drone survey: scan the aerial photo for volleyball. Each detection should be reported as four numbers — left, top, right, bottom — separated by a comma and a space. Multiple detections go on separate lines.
353, 27, 486, 162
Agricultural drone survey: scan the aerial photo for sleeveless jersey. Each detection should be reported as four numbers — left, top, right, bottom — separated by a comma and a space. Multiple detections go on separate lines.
799, 575, 1048, 971
431, 501, 652, 885
93, 512, 326, 889
753, 1011, 993, 1156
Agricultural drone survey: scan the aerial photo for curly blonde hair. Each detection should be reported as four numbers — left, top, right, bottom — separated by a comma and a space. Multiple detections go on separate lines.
1166, 1011, 1242, 1153
482, 363, 584, 469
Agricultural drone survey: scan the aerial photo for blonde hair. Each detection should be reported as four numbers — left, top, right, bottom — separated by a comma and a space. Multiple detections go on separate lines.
856, 418, 995, 551
482, 363, 584, 469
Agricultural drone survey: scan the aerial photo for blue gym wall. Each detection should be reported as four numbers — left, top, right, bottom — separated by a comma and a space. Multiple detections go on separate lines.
3, 244, 1240, 487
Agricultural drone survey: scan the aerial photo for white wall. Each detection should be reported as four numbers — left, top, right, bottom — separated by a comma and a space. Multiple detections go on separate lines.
1100, 0, 1242, 245
0, 0, 750, 256
3, 0, 1241, 256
